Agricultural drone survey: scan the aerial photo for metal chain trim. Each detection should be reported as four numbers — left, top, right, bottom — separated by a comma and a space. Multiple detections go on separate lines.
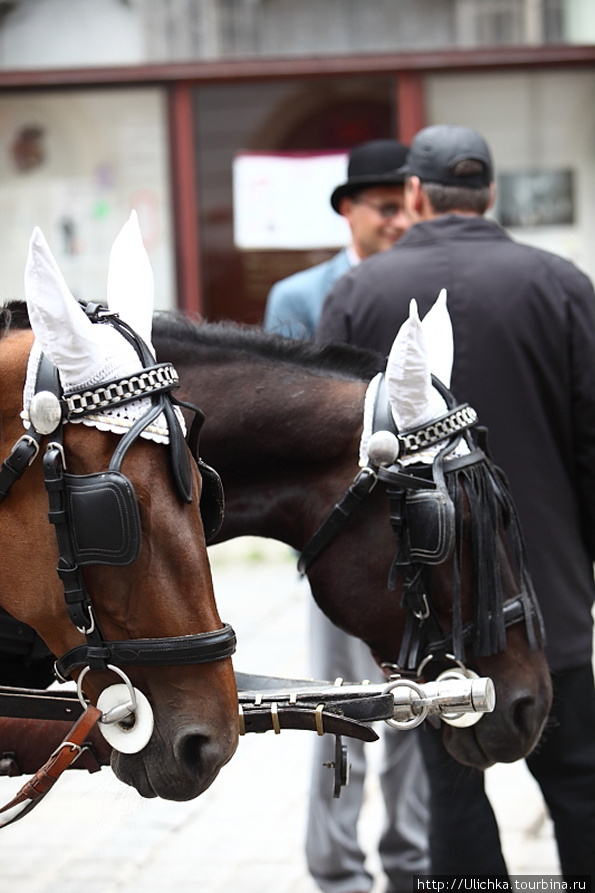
64, 364, 179, 418
399, 405, 478, 455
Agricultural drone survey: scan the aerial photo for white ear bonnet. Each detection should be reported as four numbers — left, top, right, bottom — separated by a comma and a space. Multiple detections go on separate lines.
21, 212, 182, 444
360, 290, 458, 466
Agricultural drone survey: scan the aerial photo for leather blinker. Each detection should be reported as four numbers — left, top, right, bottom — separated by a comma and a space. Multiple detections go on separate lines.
197, 458, 225, 543
64, 471, 141, 566
405, 488, 455, 565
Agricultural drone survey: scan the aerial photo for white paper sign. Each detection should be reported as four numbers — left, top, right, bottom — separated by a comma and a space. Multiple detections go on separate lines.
233, 151, 351, 250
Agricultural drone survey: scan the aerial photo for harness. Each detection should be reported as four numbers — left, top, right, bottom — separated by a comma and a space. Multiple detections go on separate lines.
299, 373, 545, 681
0, 337, 523, 819
0, 302, 235, 684
0, 302, 239, 824
0, 668, 495, 809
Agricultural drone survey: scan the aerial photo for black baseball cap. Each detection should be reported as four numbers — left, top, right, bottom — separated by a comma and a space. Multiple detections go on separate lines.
399, 124, 493, 188
330, 139, 409, 213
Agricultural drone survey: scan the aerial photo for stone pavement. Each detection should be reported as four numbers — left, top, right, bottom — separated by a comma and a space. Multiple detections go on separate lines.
0, 538, 560, 893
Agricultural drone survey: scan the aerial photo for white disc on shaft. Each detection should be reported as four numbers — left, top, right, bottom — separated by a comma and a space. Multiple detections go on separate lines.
96, 684, 154, 754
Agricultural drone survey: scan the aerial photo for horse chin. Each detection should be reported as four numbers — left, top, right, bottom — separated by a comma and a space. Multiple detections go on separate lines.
111, 751, 158, 798
110, 749, 223, 801
440, 714, 542, 769
440, 724, 495, 770
109, 725, 236, 801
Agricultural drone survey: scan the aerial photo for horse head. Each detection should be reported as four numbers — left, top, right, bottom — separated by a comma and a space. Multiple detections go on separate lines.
151, 303, 553, 770
0, 215, 238, 800
320, 293, 552, 767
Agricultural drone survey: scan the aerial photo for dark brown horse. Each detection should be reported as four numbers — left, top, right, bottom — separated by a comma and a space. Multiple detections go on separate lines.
153, 314, 553, 770
0, 225, 238, 805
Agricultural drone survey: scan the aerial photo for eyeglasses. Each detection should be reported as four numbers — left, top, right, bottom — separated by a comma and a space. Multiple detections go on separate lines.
354, 198, 405, 219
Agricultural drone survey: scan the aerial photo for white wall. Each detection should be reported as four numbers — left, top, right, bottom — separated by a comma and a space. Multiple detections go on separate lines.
0, 88, 175, 309
0, 0, 143, 69
426, 69, 595, 284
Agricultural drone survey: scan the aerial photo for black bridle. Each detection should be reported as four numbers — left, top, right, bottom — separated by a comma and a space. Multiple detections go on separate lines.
299, 374, 545, 677
0, 302, 236, 682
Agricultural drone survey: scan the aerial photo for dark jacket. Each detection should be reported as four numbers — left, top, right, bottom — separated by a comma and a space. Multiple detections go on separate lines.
317, 215, 595, 671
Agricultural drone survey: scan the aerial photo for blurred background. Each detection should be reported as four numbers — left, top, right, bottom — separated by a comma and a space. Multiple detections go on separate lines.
1, 5, 594, 885
0, 0, 593, 322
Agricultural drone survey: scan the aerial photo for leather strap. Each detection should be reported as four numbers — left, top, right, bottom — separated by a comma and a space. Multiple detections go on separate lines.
239, 704, 380, 741
0, 684, 83, 721
297, 467, 377, 574
0, 435, 41, 503
0, 351, 58, 504
0, 715, 111, 776
55, 623, 237, 679
0, 705, 101, 827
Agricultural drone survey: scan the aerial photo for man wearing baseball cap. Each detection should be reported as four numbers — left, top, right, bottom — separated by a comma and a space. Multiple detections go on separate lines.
317, 123, 595, 879
264, 139, 409, 339
265, 139, 431, 893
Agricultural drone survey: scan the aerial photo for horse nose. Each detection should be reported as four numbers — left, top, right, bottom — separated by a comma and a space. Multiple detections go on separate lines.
174, 726, 235, 789
509, 690, 547, 748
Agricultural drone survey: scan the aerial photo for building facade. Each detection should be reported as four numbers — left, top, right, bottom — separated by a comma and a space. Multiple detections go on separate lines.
1, 0, 594, 321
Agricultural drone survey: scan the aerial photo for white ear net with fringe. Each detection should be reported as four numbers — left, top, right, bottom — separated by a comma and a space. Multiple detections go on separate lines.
107, 209, 155, 356
386, 298, 448, 433
21, 216, 184, 444
418, 288, 453, 389
359, 291, 459, 467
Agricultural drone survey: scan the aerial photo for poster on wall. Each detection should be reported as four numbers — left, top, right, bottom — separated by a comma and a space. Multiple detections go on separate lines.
233, 151, 351, 250
496, 169, 574, 228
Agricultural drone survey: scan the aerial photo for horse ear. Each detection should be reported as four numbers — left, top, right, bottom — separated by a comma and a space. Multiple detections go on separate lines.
386, 298, 448, 432
107, 210, 155, 351
25, 227, 141, 391
25, 226, 96, 378
420, 288, 453, 388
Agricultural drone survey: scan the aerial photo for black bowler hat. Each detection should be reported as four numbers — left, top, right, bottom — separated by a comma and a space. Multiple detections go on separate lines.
330, 139, 409, 213
398, 124, 493, 188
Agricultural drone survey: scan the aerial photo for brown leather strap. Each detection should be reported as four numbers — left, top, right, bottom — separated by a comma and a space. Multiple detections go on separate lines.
0, 705, 101, 827
0, 715, 111, 776
238, 703, 380, 742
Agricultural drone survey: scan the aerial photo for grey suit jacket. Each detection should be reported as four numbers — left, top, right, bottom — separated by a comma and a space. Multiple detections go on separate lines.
264, 249, 351, 339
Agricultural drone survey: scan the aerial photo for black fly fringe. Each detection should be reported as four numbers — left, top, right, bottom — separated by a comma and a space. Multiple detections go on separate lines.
445, 458, 541, 658
449, 483, 464, 663
490, 464, 546, 651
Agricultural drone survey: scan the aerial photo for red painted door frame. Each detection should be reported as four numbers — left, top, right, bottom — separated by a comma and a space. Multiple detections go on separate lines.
168, 82, 202, 317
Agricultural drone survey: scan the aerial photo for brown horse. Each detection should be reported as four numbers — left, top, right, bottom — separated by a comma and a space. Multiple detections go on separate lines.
153, 314, 553, 770
0, 223, 238, 804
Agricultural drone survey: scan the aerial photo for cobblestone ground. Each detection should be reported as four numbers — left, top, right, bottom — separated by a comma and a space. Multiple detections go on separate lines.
0, 538, 560, 893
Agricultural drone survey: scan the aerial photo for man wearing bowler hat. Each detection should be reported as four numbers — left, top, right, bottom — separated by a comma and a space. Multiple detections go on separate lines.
264, 140, 430, 893
264, 139, 410, 339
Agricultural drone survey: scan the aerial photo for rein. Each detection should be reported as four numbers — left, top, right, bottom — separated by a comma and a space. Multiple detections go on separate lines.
298, 373, 545, 680
0, 704, 102, 827
0, 667, 495, 805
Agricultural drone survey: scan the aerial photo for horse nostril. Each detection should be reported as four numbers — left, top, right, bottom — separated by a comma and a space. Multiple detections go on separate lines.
175, 730, 209, 772
511, 695, 537, 738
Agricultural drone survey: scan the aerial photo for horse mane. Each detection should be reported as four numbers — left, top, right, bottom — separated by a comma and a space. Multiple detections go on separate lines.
2, 303, 383, 382
153, 312, 384, 382
0, 301, 31, 337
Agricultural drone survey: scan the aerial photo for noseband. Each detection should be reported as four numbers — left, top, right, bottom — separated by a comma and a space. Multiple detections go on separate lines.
299, 374, 544, 678
0, 302, 236, 682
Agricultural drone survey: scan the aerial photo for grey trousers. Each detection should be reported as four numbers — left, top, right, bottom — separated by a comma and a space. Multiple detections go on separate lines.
305, 602, 430, 893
